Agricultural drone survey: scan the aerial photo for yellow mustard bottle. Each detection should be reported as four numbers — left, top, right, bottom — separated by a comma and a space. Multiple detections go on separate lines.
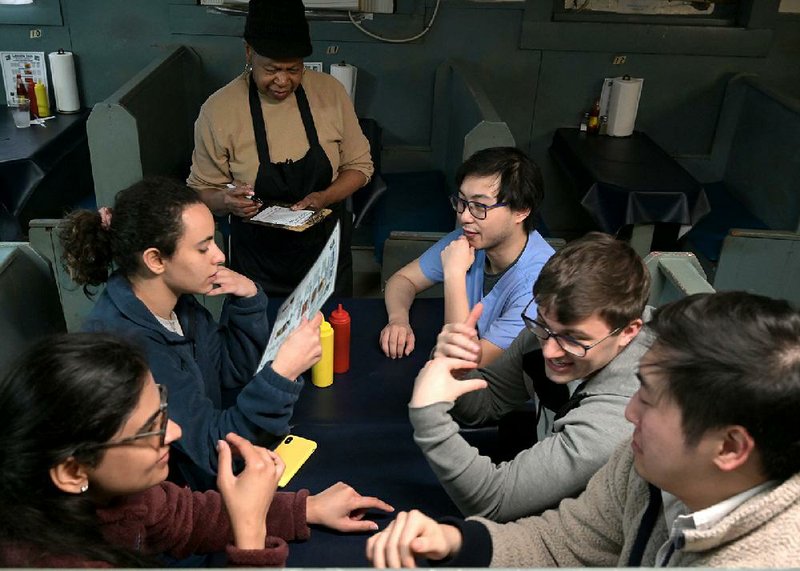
311, 319, 333, 388
34, 82, 49, 117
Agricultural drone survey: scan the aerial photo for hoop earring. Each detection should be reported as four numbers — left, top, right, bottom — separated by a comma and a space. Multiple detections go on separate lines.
80, 483, 89, 493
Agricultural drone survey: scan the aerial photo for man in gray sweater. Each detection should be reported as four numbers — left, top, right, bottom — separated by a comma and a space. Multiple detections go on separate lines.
409, 232, 653, 521
367, 292, 800, 568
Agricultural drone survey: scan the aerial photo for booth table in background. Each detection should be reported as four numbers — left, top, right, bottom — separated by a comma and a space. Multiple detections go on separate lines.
265, 297, 459, 567
550, 128, 709, 256
0, 110, 93, 240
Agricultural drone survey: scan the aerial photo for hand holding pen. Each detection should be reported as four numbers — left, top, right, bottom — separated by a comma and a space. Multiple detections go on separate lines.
224, 182, 261, 219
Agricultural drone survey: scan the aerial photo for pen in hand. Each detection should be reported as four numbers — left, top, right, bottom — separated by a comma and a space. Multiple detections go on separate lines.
224, 183, 262, 220
226, 183, 262, 205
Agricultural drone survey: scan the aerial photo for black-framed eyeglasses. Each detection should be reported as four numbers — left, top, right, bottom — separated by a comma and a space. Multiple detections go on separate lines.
450, 195, 509, 220
78, 384, 169, 452
521, 300, 622, 358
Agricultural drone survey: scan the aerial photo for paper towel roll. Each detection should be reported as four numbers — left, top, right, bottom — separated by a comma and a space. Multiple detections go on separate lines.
607, 76, 643, 137
330, 62, 357, 103
48, 50, 81, 113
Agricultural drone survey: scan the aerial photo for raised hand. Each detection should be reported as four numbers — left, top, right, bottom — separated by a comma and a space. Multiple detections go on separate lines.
379, 321, 416, 359
207, 266, 258, 298
408, 357, 486, 409
217, 432, 284, 550
433, 303, 483, 363
306, 481, 394, 532
366, 510, 463, 568
272, 312, 324, 381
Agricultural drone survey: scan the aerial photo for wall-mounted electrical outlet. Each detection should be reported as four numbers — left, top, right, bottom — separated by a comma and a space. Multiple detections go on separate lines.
29, 29, 42, 39
612, 55, 627, 65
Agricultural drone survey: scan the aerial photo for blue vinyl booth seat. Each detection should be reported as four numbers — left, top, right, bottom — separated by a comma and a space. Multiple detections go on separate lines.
685, 182, 768, 262
0, 242, 66, 375
351, 118, 387, 230
684, 74, 800, 262
368, 59, 518, 264
371, 170, 453, 264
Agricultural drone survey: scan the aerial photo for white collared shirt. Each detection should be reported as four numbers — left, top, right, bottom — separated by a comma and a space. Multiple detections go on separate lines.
657, 481, 777, 566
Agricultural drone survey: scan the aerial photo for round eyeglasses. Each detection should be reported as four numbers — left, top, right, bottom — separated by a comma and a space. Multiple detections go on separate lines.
78, 384, 169, 451
520, 301, 622, 358
450, 195, 509, 220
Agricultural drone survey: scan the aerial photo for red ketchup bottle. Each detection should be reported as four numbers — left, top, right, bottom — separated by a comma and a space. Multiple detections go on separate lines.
15, 74, 27, 102
329, 304, 350, 374
25, 77, 38, 119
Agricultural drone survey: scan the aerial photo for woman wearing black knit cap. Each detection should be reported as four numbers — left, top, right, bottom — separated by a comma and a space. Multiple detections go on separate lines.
188, 0, 373, 297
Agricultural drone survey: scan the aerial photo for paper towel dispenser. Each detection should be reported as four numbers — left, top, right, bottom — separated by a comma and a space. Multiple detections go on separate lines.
599, 75, 643, 137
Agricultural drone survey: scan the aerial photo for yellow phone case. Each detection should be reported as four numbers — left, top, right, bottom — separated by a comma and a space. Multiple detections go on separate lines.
274, 435, 317, 488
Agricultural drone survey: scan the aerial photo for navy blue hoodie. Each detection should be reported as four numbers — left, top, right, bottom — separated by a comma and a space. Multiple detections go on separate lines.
84, 272, 304, 491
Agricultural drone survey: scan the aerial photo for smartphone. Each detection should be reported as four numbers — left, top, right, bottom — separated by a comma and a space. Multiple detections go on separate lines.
274, 434, 317, 488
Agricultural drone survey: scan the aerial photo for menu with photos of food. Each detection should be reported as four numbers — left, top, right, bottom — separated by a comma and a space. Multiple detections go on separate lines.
255, 221, 340, 373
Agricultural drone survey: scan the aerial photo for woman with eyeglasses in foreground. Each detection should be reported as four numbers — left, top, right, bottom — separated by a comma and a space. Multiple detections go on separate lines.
0, 333, 309, 567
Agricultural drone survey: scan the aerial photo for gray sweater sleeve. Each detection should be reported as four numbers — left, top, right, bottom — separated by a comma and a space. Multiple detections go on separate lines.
410, 390, 633, 522
411, 324, 651, 522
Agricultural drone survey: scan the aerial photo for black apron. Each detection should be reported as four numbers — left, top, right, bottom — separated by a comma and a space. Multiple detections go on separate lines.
229, 77, 353, 296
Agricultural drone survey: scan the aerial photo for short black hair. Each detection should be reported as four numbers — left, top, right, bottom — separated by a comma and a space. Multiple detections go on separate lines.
455, 147, 544, 233
651, 292, 800, 481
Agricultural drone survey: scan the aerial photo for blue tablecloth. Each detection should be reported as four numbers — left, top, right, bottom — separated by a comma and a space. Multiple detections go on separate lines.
263, 297, 459, 567
550, 128, 710, 236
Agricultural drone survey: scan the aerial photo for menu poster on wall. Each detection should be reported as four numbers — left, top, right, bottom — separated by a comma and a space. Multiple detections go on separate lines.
1, 51, 48, 106
255, 221, 340, 373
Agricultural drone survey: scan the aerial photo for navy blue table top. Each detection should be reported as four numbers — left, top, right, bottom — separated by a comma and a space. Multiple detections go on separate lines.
286, 297, 443, 424
549, 127, 710, 235
284, 422, 459, 567
263, 297, 456, 566
0, 109, 92, 240
0, 109, 88, 164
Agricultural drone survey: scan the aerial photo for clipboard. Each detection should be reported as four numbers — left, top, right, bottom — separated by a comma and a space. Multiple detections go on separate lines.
245, 202, 332, 232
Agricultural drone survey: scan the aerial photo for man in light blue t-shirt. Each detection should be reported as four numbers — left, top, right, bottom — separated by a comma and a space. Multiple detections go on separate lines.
379, 147, 553, 366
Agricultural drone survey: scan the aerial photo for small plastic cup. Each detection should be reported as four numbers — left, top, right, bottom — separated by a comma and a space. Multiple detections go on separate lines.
12, 98, 30, 129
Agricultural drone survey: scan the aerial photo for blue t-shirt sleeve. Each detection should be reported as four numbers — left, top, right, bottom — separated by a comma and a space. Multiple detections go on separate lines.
479, 281, 534, 350
418, 228, 463, 283
478, 232, 554, 350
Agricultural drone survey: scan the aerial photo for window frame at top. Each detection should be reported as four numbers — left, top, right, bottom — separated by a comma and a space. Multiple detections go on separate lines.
519, 0, 777, 57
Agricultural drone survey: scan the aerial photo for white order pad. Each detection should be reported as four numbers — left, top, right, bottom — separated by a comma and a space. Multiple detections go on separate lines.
256, 221, 340, 373
251, 205, 315, 228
